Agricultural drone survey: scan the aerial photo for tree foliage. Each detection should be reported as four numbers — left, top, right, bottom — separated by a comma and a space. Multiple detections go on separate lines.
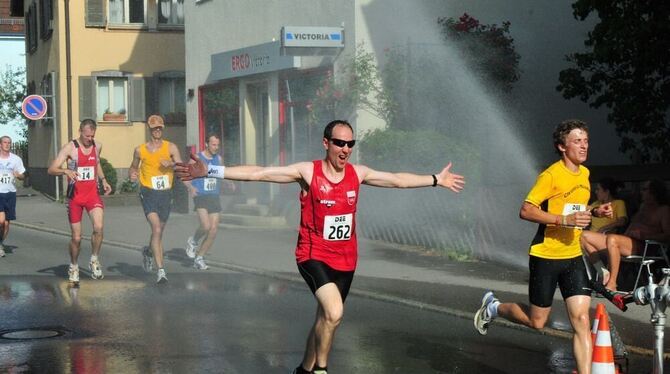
557, 0, 670, 163
307, 44, 392, 127
437, 13, 521, 92
0, 66, 26, 135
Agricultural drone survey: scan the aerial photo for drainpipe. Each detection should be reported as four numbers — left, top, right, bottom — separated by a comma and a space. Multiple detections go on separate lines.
64, 0, 72, 139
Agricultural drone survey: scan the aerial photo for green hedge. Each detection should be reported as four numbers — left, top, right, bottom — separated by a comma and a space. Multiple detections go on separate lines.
99, 158, 117, 194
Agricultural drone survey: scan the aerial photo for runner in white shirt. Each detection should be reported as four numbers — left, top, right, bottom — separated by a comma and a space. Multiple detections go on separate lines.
0, 136, 26, 257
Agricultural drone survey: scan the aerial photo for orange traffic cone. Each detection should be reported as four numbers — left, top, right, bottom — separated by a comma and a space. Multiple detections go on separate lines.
591, 303, 606, 344
592, 310, 617, 374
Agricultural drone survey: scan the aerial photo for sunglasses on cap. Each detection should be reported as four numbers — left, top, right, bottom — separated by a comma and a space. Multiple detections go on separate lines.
329, 138, 356, 148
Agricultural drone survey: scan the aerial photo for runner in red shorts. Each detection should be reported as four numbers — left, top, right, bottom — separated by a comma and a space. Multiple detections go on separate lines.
48, 119, 112, 285
177, 120, 466, 374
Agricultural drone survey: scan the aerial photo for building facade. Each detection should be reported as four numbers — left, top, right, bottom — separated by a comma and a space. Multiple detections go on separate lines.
20, 0, 185, 198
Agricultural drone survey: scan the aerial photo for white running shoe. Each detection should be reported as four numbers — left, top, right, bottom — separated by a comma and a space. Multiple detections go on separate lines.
0, 245, 5, 257
474, 291, 498, 335
89, 259, 104, 280
156, 268, 168, 284
194, 257, 209, 270
142, 247, 154, 273
68, 266, 80, 284
185, 237, 198, 259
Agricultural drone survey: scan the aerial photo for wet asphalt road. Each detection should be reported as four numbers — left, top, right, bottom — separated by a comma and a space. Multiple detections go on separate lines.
0, 227, 659, 373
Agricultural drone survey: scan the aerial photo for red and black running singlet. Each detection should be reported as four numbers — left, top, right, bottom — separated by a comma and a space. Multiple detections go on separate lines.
295, 160, 361, 271
70, 142, 99, 198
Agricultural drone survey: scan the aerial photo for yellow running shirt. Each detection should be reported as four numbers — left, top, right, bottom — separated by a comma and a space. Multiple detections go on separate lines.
138, 141, 174, 190
525, 160, 591, 259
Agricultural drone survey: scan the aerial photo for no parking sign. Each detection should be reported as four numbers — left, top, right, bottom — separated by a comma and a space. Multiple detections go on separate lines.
21, 95, 48, 120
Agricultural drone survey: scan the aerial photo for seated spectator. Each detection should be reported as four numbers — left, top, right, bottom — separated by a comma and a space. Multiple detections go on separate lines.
588, 178, 628, 233
582, 180, 670, 291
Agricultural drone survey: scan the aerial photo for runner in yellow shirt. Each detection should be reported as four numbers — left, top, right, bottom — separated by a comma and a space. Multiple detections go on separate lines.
474, 119, 612, 374
129, 115, 182, 284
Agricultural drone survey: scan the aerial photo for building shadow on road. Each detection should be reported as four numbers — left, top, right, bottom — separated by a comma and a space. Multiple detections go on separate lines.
37, 264, 69, 278
164, 247, 195, 269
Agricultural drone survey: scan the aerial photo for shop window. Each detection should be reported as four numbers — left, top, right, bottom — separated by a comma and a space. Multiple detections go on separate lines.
108, 0, 145, 24
201, 82, 240, 165
158, 0, 184, 26
280, 68, 331, 162
158, 77, 185, 123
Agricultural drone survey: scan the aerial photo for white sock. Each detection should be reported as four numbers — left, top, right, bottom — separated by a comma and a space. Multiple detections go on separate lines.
195, 255, 203, 261
69, 263, 78, 270
487, 300, 500, 318
91, 255, 98, 262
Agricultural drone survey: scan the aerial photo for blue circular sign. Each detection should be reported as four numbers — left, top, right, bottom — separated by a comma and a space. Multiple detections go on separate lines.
21, 95, 48, 120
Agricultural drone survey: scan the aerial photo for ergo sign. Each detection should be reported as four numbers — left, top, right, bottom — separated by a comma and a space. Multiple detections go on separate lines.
231, 54, 250, 71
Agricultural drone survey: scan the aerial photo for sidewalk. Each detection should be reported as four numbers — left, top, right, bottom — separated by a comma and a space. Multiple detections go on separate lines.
10, 186, 667, 358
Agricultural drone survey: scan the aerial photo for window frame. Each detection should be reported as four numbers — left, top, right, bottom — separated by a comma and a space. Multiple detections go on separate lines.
96, 76, 129, 122
107, 0, 147, 26
157, 0, 184, 29
157, 76, 185, 122
79, 72, 145, 123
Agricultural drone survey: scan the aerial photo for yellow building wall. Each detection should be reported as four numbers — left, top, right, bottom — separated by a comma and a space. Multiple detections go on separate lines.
27, 2, 184, 177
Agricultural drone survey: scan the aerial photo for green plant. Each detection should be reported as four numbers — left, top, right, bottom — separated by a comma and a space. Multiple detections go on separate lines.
119, 178, 139, 194
437, 13, 520, 92
307, 43, 392, 127
99, 158, 117, 194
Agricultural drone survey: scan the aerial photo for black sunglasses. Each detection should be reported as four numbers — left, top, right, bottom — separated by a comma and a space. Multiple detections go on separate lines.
330, 138, 356, 148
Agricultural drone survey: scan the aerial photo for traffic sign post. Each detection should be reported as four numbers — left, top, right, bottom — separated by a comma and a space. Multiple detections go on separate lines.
21, 95, 49, 121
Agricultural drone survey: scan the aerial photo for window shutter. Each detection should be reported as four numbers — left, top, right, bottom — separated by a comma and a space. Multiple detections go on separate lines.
144, 76, 158, 117
129, 77, 146, 122
79, 76, 96, 120
85, 0, 105, 27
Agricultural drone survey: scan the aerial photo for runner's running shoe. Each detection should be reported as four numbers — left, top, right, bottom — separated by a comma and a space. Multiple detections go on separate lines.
0, 245, 5, 257
194, 256, 209, 270
156, 268, 168, 284
185, 237, 198, 258
474, 291, 498, 335
291, 366, 312, 374
68, 266, 80, 284
89, 259, 104, 279
142, 247, 154, 273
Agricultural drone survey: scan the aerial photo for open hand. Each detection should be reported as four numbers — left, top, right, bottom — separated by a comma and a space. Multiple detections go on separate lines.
436, 163, 465, 193
175, 153, 208, 181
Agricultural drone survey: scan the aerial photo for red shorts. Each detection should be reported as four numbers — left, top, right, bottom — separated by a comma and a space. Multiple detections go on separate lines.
67, 191, 104, 224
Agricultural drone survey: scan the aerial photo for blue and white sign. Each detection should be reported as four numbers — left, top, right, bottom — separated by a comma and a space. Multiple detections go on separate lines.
21, 94, 48, 120
282, 26, 345, 48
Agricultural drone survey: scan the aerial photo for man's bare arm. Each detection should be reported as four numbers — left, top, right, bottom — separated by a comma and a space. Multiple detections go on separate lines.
128, 147, 141, 182
355, 162, 465, 192
175, 153, 310, 184
47, 143, 76, 179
